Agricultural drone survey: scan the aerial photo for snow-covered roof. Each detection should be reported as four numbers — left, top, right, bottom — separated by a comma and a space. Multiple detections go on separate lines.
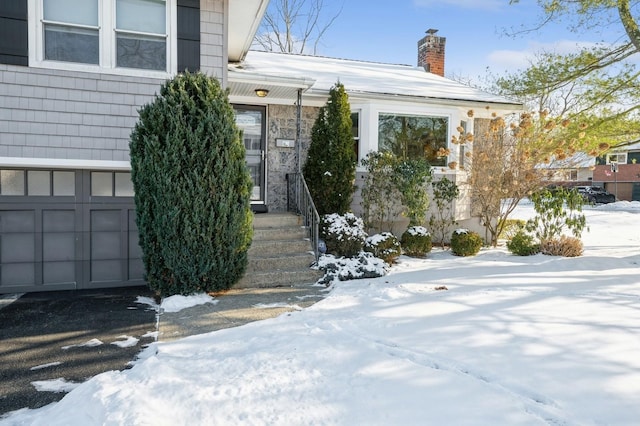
229, 50, 522, 107
612, 140, 640, 152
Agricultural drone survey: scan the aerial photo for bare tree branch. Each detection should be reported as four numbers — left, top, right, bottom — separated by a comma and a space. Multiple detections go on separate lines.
254, 0, 343, 54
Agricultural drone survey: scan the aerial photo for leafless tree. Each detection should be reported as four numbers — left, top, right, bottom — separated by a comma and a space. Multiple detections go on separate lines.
254, 0, 342, 54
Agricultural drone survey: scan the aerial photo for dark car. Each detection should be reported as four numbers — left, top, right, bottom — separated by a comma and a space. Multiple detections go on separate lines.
575, 186, 616, 204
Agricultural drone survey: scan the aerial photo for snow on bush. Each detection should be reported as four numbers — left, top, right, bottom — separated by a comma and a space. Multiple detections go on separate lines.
321, 213, 367, 257
406, 226, 429, 236
365, 232, 401, 264
401, 226, 432, 257
315, 252, 388, 286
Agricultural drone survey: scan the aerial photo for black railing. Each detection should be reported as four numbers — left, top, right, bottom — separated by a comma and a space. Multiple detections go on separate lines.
287, 173, 320, 261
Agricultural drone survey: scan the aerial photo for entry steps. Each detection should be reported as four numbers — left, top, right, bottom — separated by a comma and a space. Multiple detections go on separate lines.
236, 213, 323, 288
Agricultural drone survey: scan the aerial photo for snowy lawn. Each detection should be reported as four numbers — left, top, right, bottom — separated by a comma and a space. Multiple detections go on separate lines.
2, 202, 639, 425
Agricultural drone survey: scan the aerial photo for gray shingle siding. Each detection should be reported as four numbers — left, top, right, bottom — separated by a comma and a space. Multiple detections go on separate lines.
0, 64, 164, 162
0, 0, 226, 165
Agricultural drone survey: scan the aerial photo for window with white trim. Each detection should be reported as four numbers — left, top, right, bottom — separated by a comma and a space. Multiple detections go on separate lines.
378, 113, 449, 166
606, 153, 627, 164
351, 112, 360, 162
30, 0, 174, 74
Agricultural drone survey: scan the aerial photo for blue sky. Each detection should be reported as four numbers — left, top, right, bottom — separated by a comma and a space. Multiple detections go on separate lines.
309, 0, 628, 82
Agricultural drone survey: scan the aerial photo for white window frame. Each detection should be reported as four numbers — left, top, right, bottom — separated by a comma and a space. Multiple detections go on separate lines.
351, 110, 361, 163
352, 101, 470, 172
28, 0, 177, 78
376, 108, 453, 167
606, 153, 627, 164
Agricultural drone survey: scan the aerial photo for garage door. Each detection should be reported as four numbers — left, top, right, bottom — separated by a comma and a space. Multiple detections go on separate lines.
0, 169, 144, 294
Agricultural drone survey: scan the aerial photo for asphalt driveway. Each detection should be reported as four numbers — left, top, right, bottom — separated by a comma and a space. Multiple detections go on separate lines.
0, 287, 157, 416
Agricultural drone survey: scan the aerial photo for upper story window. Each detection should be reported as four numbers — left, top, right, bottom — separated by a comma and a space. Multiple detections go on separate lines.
30, 0, 174, 75
43, 0, 99, 64
606, 153, 627, 164
378, 113, 448, 166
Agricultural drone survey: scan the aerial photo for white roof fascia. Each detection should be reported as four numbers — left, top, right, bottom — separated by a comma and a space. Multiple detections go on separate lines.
304, 87, 524, 112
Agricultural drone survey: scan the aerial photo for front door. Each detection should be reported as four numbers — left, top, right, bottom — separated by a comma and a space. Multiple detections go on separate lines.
234, 105, 266, 205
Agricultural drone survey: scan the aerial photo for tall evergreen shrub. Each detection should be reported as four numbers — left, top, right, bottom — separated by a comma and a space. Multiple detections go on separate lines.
130, 72, 253, 296
303, 82, 356, 215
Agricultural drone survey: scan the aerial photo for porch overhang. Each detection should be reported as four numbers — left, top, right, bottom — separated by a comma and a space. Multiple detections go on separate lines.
228, 70, 316, 103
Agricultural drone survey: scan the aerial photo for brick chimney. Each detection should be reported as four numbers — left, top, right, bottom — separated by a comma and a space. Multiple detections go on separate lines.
417, 29, 446, 77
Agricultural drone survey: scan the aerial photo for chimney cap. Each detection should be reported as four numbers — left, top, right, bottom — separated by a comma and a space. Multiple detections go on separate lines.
426, 28, 438, 35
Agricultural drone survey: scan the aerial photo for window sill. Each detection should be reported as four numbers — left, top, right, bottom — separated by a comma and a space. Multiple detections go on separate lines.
29, 59, 174, 80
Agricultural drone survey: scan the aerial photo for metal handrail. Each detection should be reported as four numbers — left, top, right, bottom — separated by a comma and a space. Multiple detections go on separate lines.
287, 172, 320, 261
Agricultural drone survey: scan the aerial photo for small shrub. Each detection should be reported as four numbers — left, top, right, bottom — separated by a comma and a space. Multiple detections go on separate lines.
321, 213, 367, 257
401, 226, 432, 257
365, 232, 402, 264
316, 252, 389, 286
526, 187, 587, 241
540, 235, 583, 257
507, 231, 540, 256
429, 177, 459, 248
450, 229, 483, 257
499, 219, 526, 240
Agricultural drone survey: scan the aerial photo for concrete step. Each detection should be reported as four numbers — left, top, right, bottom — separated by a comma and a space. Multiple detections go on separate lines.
253, 213, 302, 228
238, 212, 322, 289
236, 268, 324, 288
248, 239, 312, 257
247, 252, 315, 273
252, 226, 307, 241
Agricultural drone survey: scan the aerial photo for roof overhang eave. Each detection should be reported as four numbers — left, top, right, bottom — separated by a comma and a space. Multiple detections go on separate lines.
228, 71, 316, 90
304, 88, 524, 111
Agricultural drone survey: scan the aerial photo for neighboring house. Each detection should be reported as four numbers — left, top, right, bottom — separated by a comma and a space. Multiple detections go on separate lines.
227, 30, 523, 233
0, 0, 268, 294
544, 153, 596, 187
592, 141, 640, 201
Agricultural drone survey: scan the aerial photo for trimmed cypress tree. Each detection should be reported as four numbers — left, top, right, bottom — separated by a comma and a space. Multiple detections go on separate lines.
130, 72, 253, 297
303, 82, 356, 215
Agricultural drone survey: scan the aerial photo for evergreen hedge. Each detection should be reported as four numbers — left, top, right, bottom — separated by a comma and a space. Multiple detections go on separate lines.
303, 82, 356, 215
130, 72, 253, 296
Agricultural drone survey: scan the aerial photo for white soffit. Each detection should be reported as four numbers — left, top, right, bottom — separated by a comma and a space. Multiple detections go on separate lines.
228, 0, 269, 62
228, 67, 315, 100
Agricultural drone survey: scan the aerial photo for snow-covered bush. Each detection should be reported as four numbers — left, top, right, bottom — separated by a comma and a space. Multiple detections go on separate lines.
320, 213, 367, 257
506, 230, 540, 256
365, 232, 401, 264
400, 226, 432, 257
316, 252, 389, 286
450, 229, 483, 257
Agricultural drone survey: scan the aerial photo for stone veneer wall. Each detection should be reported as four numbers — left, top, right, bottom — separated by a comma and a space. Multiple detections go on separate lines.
266, 104, 319, 212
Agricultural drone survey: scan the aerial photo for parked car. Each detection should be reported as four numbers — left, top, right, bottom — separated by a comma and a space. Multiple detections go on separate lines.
575, 186, 616, 204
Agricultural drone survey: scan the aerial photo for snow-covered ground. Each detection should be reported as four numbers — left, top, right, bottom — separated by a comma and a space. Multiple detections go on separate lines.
2, 201, 640, 425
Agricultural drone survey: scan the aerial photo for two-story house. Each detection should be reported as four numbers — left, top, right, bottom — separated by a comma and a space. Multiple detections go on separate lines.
0, 0, 268, 294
